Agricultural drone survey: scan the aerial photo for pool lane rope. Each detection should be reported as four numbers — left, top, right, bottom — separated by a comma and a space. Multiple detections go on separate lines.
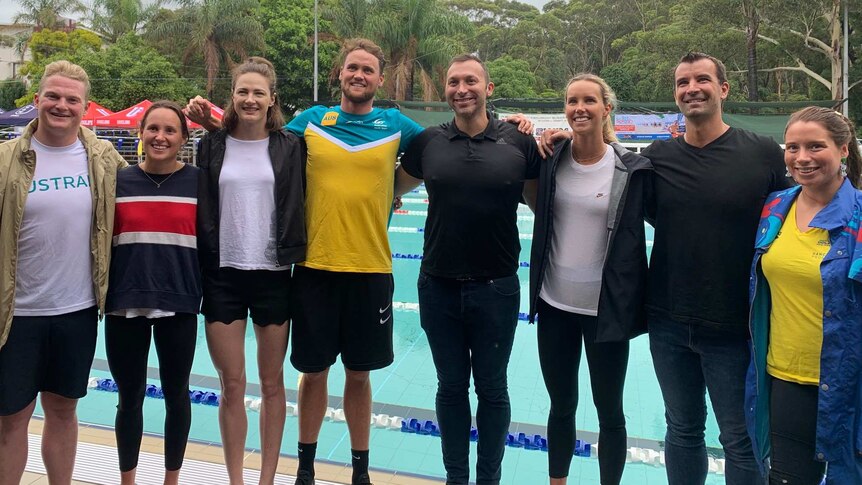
87, 377, 726, 474
395, 209, 536, 222
389, 226, 535, 240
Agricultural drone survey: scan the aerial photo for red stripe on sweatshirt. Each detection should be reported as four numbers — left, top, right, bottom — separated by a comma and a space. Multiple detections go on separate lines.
114, 201, 197, 236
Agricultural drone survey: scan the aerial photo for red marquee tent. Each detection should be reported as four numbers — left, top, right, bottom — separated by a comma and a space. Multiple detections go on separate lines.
81, 101, 114, 127
94, 99, 224, 130
94, 100, 152, 128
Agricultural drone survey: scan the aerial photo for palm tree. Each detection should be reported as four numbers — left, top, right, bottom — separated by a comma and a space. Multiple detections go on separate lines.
86, 0, 163, 43
13, 0, 85, 30
323, 0, 371, 40
323, 0, 470, 101
147, 0, 264, 99
366, 0, 471, 101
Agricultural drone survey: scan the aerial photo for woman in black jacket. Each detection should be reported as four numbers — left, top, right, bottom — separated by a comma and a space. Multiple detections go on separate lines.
524, 73, 652, 485
195, 57, 306, 484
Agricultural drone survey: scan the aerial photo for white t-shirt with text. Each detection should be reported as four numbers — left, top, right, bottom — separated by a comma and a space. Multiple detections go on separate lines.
14, 137, 95, 316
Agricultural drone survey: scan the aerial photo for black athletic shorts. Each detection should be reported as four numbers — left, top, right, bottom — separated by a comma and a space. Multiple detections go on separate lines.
290, 265, 394, 373
0, 306, 98, 415
201, 267, 291, 326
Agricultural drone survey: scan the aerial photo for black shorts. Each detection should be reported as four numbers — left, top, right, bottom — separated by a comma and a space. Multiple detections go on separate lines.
290, 266, 394, 373
201, 267, 291, 326
0, 306, 98, 416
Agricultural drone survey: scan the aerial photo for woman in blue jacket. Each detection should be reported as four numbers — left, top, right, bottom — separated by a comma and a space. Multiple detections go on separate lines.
746, 106, 862, 484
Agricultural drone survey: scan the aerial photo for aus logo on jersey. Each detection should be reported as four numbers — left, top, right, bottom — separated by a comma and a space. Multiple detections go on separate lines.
372, 118, 388, 130
321, 111, 339, 126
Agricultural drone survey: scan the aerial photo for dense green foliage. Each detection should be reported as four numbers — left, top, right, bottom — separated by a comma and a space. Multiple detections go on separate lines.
77, 35, 198, 110
5, 0, 861, 122
0, 80, 26, 110
257, 0, 339, 112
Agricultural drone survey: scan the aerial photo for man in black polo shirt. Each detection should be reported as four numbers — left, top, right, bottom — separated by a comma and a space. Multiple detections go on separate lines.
396, 54, 540, 485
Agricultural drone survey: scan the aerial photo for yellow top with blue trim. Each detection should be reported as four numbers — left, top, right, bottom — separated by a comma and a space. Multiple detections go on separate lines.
761, 201, 828, 385
286, 106, 424, 273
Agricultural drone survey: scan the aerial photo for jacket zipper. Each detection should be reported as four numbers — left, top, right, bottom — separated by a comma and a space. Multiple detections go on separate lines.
601, 161, 635, 273
269, 134, 281, 267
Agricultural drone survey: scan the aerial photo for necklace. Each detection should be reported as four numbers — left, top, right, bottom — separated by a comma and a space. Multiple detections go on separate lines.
139, 162, 182, 188
572, 147, 606, 165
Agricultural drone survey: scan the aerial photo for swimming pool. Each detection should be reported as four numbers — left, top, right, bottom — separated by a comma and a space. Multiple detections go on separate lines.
49, 186, 727, 484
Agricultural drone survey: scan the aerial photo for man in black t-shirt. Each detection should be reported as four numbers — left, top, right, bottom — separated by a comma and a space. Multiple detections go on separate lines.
396, 54, 541, 485
642, 52, 788, 485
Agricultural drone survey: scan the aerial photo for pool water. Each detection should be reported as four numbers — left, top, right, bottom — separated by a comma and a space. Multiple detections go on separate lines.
56, 188, 727, 484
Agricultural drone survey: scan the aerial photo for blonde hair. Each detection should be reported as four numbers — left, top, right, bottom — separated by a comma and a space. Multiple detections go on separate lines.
565, 73, 618, 143
222, 56, 285, 133
786, 106, 862, 188
39, 60, 91, 100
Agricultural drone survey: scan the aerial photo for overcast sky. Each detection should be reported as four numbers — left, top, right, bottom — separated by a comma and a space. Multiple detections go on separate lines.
0, 1, 16, 24
0, 0, 550, 25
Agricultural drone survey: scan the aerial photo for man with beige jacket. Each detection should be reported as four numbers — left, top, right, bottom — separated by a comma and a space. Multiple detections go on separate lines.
0, 60, 126, 484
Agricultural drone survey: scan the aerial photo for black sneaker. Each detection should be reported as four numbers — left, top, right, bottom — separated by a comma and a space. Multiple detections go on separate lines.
352, 473, 373, 485
295, 469, 315, 485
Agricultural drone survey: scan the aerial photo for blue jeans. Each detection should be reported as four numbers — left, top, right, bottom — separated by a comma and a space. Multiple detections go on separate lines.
649, 316, 763, 485
418, 272, 520, 485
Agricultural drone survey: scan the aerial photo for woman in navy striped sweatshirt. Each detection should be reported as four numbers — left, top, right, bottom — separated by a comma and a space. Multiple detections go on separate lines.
104, 101, 201, 485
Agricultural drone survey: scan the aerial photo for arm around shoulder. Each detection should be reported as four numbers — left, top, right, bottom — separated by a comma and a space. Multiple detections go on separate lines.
523, 179, 538, 212
398, 127, 438, 183
395, 166, 422, 197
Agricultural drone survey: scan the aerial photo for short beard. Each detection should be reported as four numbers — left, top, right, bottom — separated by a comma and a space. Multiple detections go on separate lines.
449, 100, 484, 120
342, 86, 375, 105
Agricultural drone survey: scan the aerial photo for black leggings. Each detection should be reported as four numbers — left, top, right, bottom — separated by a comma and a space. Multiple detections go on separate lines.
105, 313, 197, 472
537, 299, 629, 484
768, 376, 826, 485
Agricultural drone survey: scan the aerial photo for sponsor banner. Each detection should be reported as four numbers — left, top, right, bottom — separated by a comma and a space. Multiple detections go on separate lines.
497, 111, 568, 141
498, 111, 686, 141
614, 113, 685, 141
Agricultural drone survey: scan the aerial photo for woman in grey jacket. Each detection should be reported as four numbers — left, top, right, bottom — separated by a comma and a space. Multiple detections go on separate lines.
524, 74, 652, 485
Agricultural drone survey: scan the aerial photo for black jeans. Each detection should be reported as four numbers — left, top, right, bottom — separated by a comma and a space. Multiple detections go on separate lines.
105, 313, 197, 472
537, 299, 629, 484
417, 272, 520, 485
768, 376, 826, 485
